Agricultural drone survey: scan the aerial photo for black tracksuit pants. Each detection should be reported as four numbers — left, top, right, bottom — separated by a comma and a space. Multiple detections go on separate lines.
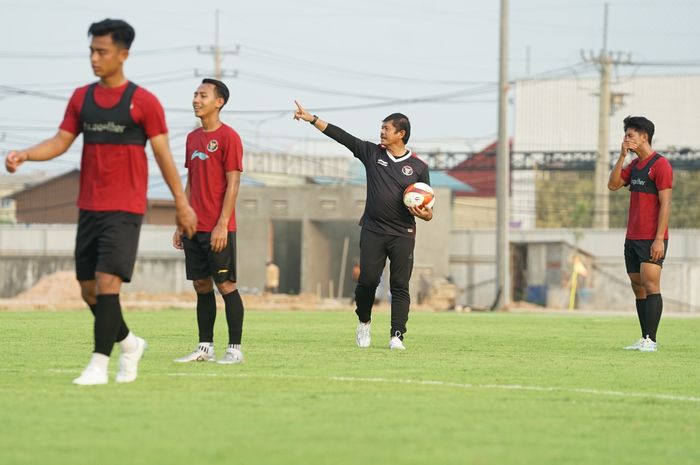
354, 228, 415, 338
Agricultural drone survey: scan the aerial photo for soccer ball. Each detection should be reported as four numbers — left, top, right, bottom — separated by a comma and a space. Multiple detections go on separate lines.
403, 182, 435, 209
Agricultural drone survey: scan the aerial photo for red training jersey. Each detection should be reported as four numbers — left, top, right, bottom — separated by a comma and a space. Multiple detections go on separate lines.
185, 123, 243, 232
60, 81, 168, 214
620, 152, 673, 240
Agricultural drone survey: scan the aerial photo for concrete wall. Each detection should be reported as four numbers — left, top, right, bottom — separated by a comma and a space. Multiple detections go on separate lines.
302, 220, 362, 299
271, 220, 302, 294
4, 221, 698, 312
451, 229, 700, 312
303, 220, 332, 297
238, 217, 270, 294
414, 187, 451, 279
0, 185, 453, 302
0, 225, 191, 297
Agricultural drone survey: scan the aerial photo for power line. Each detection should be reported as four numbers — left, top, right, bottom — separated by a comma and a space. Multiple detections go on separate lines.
167, 83, 498, 115
633, 60, 700, 67
241, 45, 491, 86
2, 68, 197, 90
0, 46, 196, 59
236, 70, 402, 100
0, 86, 68, 101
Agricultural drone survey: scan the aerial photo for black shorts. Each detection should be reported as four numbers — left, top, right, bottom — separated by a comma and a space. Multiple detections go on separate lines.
75, 210, 143, 283
183, 231, 237, 283
624, 238, 668, 274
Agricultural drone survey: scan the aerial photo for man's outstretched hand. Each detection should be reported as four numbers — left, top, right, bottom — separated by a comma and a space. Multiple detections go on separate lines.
293, 100, 313, 123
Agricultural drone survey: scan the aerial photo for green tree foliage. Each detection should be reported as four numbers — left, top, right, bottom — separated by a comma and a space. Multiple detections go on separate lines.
535, 169, 700, 229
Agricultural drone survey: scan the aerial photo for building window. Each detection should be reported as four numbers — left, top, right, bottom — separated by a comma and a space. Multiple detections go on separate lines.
273, 200, 288, 213
319, 199, 336, 211
242, 199, 258, 211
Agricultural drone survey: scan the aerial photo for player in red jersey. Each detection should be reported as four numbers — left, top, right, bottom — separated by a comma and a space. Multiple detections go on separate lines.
4, 19, 197, 384
608, 116, 672, 352
173, 79, 245, 364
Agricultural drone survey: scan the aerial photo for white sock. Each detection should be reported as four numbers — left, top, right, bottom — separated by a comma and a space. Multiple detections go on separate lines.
88, 353, 110, 372
119, 332, 139, 353
199, 342, 213, 352
228, 344, 241, 351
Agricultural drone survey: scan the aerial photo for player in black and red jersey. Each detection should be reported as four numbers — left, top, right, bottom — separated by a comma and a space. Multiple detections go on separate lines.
293, 101, 432, 350
173, 79, 245, 365
608, 116, 672, 352
4, 19, 197, 384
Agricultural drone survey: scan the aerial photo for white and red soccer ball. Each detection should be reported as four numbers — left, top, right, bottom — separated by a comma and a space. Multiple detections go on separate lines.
403, 182, 435, 209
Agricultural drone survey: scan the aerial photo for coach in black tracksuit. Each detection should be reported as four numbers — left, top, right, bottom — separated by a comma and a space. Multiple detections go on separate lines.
294, 101, 432, 348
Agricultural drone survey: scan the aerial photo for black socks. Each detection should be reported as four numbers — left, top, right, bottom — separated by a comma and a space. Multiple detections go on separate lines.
196, 290, 244, 345
197, 291, 217, 343
89, 302, 129, 343
635, 298, 647, 338
223, 290, 244, 345
93, 294, 123, 356
645, 293, 663, 342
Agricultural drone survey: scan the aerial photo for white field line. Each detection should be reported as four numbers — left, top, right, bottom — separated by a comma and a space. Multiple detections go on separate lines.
159, 371, 700, 404
24, 369, 700, 403
330, 376, 700, 403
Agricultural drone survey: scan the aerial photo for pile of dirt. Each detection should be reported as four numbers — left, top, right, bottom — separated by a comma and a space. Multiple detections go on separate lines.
2, 271, 443, 312
14, 271, 82, 302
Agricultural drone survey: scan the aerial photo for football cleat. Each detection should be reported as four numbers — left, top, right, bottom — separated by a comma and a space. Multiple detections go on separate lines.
389, 336, 406, 350
174, 344, 215, 362
356, 321, 371, 348
73, 365, 108, 386
623, 338, 645, 350
116, 337, 147, 383
217, 347, 244, 365
639, 336, 658, 352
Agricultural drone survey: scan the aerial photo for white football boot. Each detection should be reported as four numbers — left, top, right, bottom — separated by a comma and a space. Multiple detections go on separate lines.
217, 346, 244, 365
116, 337, 147, 383
623, 338, 645, 350
639, 336, 658, 352
73, 354, 109, 385
356, 321, 371, 348
389, 336, 406, 350
174, 343, 215, 362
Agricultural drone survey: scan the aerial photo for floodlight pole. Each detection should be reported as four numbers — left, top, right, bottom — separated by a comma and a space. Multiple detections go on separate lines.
496, 0, 510, 309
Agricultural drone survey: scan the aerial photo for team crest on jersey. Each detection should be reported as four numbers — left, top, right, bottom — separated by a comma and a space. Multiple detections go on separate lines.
402, 166, 414, 176
207, 140, 219, 152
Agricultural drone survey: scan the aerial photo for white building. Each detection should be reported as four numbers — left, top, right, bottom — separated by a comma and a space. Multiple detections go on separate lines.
511, 74, 700, 228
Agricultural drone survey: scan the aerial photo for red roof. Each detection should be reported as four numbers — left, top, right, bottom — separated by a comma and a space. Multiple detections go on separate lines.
447, 140, 511, 197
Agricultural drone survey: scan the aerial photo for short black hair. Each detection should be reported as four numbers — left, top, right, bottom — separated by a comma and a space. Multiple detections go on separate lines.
88, 19, 135, 50
623, 115, 655, 144
383, 113, 411, 144
202, 78, 230, 108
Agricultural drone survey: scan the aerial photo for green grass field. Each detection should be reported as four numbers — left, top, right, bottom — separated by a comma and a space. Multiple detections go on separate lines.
1, 309, 698, 465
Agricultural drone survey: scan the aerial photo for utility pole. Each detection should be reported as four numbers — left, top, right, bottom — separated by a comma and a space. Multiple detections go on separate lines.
196, 10, 239, 80
496, 0, 510, 309
582, 3, 631, 229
